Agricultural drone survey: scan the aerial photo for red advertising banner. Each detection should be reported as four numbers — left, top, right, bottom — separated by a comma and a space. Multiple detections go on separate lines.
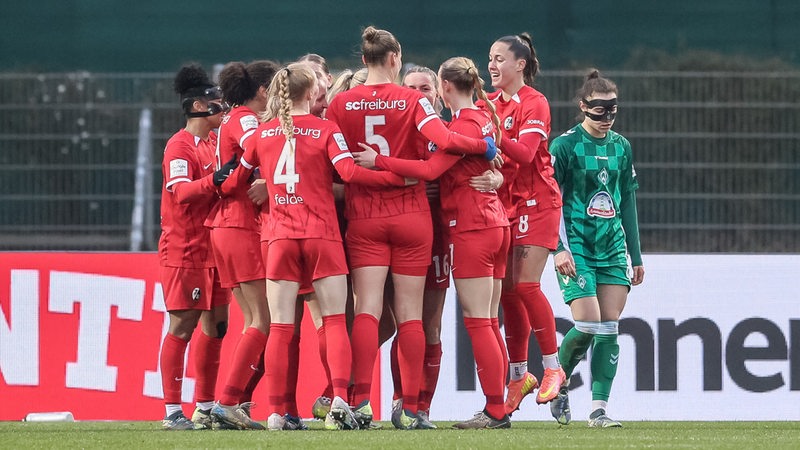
0, 253, 381, 421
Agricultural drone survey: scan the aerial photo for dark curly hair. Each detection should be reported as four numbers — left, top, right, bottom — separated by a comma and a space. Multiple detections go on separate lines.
173, 63, 214, 98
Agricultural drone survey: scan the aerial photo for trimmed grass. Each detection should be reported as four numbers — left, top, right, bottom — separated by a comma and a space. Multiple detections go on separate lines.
2, 420, 798, 449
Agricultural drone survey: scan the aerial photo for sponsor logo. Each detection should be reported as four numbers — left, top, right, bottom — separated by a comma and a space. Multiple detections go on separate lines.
595, 156, 608, 160
515, 234, 529, 240
610, 353, 619, 365
481, 121, 493, 136
174, 377, 183, 382
250, 364, 259, 371
169, 159, 188, 178
538, 384, 556, 399
587, 191, 616, 218
526, 119, 545, 126
560, 275, 570, 285
344, 98, 407, 111
260, 126, 321, 139
203, 162, 213, 170
436, 277, 448, 284
274, 193, 304, 205
632, 164, 637, 178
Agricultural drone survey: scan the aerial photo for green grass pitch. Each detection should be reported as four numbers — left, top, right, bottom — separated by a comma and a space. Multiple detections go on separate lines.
3, 420, 798, 449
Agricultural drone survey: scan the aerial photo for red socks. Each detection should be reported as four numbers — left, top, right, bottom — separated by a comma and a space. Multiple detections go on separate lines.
193, 331, 223, 404
241, 350, 264, 403
418, 342, 442, 413
220, 328, 267, 405
397, 320, 425, 414
515, 282, 558, 355
500, 290, 531, 363
322, 314, 352, 401
316, 324, 334, 398
350, 313, 379, 405
160, 333, 188, 405
463, 317, 505, 419
390, 338, 402, 401
264, 323, 294, 415
491, 317, 508, 383
285, 333, 300, 416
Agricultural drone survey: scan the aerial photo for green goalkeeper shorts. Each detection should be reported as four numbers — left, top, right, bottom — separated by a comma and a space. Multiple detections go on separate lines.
556, 264, 630, 303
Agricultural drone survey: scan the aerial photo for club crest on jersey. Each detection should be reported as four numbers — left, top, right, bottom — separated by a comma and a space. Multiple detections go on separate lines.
577, 275, 587, 289
598, 167, 609, 185
587, 191, 616, 218
427, 141, 437, 153
503, 116, 513, 130
191, 287, 201, 302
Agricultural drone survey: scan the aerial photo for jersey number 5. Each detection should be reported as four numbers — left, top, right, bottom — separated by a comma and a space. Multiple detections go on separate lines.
274, 139, 299, 193
365, 115, 390, 156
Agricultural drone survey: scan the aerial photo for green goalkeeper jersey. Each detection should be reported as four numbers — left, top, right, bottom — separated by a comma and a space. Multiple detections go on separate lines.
550, 124, 640, 267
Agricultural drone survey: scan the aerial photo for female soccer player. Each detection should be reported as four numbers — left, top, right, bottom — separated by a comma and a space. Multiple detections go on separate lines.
325, 26, 497, 430
158, 64, 234, 430
354, 56, 512, 429
223, 63, 409, 431
486, 34, 566, 414
207, 60, 278, 430
386, 65, 447, 429
548, 70, 644, 428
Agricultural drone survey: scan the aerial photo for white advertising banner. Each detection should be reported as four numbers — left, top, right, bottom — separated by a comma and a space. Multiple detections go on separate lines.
382, 254, 800, 421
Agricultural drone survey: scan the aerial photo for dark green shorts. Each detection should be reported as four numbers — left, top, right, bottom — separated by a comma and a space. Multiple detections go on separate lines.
556, 264, 630, 303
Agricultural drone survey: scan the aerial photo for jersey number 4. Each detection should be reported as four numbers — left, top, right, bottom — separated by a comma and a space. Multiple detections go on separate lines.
274, 139, 299, 193
365, 115, 390, 156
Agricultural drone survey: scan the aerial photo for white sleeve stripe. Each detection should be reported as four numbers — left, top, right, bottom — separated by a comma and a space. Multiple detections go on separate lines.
239, 129, 256, 148
165, 178, 191, 190
558, 201, 571, 253
331, 152, 353, 165
519, 128, 548, 139
240, 156, 255, 170
416, 115, 437, 131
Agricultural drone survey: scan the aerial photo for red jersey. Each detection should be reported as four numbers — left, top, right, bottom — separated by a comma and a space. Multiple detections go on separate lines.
205, 105, 260, 230
490, 85, 561, 218
240, 114, 405, 241
158, 129, 218, 268
374, 107, 509, 234
326, 82, 487, 220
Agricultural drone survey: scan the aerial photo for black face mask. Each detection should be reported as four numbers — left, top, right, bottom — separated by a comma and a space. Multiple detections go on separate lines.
183, 86, 230, 117
582, 97, 618, 122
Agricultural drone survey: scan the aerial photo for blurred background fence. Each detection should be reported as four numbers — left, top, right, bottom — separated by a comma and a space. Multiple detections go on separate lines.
0, 70, 798, 252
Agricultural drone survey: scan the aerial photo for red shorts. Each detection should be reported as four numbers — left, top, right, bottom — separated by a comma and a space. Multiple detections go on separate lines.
511, 205, 560, 250
451, 226, 510, 279
210, 227, 265, 288
160, 266, 231, 311
346, 211, 432, 276
261, 240, 314, 295
425, 213, 450, 290
266, 238, 348, 283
